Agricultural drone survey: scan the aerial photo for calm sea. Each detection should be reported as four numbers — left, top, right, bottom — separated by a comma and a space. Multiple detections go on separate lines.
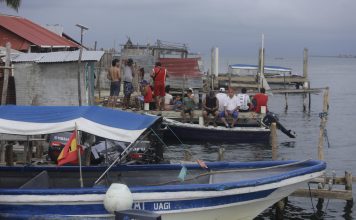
165, 56, 356, 219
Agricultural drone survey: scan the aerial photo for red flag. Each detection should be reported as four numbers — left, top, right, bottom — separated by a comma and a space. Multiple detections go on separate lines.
196, 159, 208, 169
57, 131, 83, 166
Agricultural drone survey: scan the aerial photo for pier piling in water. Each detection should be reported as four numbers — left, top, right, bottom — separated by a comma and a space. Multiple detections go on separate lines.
317, 87, 329, 160
270, 122, 278, 160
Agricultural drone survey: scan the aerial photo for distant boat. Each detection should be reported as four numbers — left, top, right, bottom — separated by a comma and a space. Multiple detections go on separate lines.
162, 118, 271, 144
0, 160, 326, 219
228, 64, 293, 77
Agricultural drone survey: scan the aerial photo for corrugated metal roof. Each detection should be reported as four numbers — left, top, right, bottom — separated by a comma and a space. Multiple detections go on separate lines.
12, 50, 105, 63
0, 14, 78, 48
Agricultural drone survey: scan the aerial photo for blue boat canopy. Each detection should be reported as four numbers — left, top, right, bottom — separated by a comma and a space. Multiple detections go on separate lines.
0, 106, 160, 143
229, 64, 291, 72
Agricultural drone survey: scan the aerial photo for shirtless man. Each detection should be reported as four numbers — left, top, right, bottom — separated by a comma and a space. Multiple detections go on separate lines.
108, 59, 121, 107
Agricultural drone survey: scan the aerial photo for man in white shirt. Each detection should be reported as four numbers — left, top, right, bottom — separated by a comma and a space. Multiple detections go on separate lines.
216, 88, 227, 113
237, 88, 251, 112
164, 85, 173, 110
219, 88, 240, 128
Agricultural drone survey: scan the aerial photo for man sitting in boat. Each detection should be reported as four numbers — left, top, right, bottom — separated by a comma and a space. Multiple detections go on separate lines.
202, 90, 219, 126
181, 89, 195, 123
216, 87, 227, 113
252, 87, 268, 113
237, 87, 251, 112
219, 88, 240, 128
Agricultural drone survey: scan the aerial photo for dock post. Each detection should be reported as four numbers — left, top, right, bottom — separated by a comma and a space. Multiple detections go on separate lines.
1, 42, 11, 105
345, 171, 353, 207
317, 88, 329, 160
284, 93, 288, 111
84, 146, 91, 166
308, 81, 311, 110
218, 147, 225, 161
303, 48, 308, 80
35, 141, 44, 159
270, 122, 278, 160
0, 141, 5, 164
5, 144, 13, 166
271, 122, 286, 219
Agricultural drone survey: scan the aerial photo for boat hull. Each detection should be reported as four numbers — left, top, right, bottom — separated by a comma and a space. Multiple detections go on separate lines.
0, 160, 326, 219
163, 123, 270, 144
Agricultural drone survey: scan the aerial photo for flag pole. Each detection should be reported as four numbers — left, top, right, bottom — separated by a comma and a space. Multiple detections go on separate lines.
76, 123, 84, 188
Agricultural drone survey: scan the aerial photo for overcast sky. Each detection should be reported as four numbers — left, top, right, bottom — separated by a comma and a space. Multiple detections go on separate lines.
1, 0, 356, 58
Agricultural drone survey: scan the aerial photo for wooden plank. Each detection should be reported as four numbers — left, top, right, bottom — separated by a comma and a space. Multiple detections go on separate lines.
217, 76, 308, 83
272, 88, 325, 94
291, 189, 353, 200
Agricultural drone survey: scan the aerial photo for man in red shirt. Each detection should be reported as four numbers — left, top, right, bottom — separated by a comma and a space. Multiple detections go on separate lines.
151, 62, 167, 111
253, 88, 268, 113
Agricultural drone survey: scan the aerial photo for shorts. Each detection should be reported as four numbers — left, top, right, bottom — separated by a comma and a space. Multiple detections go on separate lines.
219, 110, 238, 119
110, 81, 120, 96
124, 81, 134, 97
154, 81, 165, 97
183, 109, 193, 114
205, 109, 217, 116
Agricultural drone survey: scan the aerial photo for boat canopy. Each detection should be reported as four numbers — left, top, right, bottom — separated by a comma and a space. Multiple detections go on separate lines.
229, 64, 291, 72
0, 106, 160, 143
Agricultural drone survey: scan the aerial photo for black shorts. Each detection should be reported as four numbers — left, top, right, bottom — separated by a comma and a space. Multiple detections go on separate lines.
184, 109, 192, 114
205, 109, 217, 116
110, 81, 120, 96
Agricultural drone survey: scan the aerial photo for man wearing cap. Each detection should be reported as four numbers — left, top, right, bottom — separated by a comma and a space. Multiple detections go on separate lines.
151, 62, 167, 111
216, 87, 227, 114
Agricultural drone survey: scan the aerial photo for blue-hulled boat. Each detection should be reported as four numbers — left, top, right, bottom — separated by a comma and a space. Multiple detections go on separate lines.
0, 160, 326, 219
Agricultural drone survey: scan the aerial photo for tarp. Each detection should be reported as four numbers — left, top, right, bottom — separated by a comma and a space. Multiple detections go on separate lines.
0, 106, 160, 143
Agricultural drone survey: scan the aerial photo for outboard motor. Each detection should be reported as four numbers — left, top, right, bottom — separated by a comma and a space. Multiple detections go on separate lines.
262, 112, 296, 138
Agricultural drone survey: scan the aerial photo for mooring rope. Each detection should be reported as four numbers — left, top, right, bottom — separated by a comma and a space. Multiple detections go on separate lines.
147, 159, 311, 186
307, 181, 331, 219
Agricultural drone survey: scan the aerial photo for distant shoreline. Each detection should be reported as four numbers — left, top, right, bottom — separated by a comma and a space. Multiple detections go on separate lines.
311, 55, 356, 58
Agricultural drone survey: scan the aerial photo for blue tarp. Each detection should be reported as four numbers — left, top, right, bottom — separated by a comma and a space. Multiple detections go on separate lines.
0, 106, 160, 142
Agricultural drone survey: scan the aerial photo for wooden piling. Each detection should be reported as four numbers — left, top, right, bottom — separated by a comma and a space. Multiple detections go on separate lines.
84, 147, 91, 166
5, 144, 13, 166
0, 141, 5, 164
345, 171, 353, 206
317, 87, 329, 160
303, 48, 308, 80
1, 42, 11, 105
284, 93, 288, 111
26, 138, 33, 164
35, 142, 44, 159
218, 147, 225, 161
270, 122, 278, 160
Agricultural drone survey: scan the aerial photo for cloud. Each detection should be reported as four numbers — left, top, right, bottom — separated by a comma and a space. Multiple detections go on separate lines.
1, 0, 355, 56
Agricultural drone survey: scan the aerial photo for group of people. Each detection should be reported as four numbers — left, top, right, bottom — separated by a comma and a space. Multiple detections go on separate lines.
107, 58, 268, 128
200, 87, 268, 128
107, 59, 168, 111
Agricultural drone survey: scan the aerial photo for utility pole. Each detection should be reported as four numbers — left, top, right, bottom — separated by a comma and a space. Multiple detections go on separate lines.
76, 24, 89, 106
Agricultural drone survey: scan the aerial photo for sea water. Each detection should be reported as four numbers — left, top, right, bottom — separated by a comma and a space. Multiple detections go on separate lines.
165, 56, 356, 219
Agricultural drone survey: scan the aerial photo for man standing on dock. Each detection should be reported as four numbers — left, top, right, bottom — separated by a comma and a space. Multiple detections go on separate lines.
253, 88, 268, 113
151, 62, 167, 111
123, 59, 135, 109
107, 59, 121, 107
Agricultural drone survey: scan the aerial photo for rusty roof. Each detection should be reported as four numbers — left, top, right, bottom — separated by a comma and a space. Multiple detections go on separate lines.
0, 14, 78, 48
159, 58, 203, 78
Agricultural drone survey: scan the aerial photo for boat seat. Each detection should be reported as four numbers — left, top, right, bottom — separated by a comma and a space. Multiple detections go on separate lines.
19, 170, 49, 189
